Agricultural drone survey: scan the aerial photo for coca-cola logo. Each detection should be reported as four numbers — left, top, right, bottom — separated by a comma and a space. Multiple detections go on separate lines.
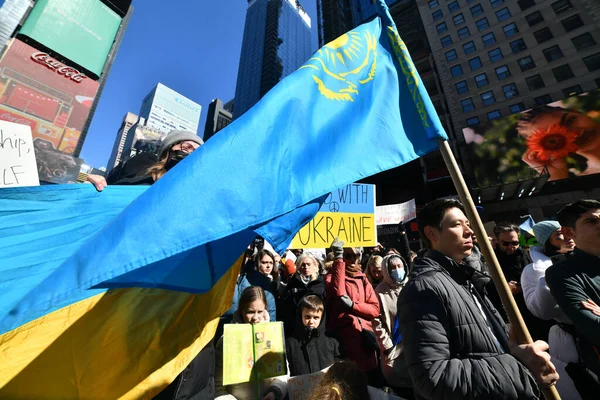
30, 52, 86, 83
0, 113, 34, 126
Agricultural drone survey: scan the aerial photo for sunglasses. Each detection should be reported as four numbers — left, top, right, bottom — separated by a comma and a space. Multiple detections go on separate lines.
501, 241, 519, 247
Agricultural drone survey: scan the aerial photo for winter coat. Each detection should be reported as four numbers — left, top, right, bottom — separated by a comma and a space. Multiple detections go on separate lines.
215, 312, 289, 400
222, 274, 277, 323
397, 250, 540, 400
521, 247, 582, 400
278, 273, 326, 335
372, 255, 411, 387
325, 259, 380, 371
285, 306, 340, 376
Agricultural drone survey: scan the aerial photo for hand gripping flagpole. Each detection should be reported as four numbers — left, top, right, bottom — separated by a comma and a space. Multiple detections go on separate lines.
437, 139, 561, 400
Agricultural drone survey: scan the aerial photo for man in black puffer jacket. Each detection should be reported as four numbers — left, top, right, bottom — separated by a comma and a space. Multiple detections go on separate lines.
397, 199, 558, 400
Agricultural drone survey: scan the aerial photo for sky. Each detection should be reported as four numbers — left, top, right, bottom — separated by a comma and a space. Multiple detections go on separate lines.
81, 0, 319, 168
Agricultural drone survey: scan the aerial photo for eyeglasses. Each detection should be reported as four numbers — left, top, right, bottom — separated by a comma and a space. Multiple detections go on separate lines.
501, 241, 519, 247
172, 141, 199, 154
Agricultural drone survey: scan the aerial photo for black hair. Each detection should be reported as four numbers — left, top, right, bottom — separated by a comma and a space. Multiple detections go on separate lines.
417, 199, 465, 248
557, 199, 600, 229
493, 222, 520, 238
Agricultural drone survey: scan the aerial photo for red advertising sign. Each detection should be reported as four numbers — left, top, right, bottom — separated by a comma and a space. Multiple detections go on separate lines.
0, 39, 99, 155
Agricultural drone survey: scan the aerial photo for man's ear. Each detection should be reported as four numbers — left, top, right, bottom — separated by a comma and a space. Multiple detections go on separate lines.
562, 226, 576, 241
424, 225, 439, 246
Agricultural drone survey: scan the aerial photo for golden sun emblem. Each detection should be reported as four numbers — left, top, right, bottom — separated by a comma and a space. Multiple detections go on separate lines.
300, 30, 378, 102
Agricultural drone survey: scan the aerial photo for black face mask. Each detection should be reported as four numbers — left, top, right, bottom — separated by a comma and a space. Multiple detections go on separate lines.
165, 150, 189, 171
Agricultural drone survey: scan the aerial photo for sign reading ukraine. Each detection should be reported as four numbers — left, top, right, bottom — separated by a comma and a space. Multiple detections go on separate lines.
290, 184, 376, 249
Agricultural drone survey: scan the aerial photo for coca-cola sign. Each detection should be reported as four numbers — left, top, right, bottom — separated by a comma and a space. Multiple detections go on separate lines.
30, 52, 86, 83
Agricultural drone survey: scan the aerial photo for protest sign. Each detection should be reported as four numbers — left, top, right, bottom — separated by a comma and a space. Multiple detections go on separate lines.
375, 199, 416, 226
288, 370, 326, 400
290, 184, 376, 249
0, 120, 39, 187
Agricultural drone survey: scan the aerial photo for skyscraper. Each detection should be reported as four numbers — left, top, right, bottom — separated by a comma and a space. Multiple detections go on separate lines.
139, 83, 202, 134
316, 0, 355, 46
107, 112, 139, 170
233, 0, 312, 119
203, 98, 233, 141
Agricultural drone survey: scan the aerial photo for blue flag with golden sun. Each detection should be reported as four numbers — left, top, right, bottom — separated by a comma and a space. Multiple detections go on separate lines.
0, 1, 447, 398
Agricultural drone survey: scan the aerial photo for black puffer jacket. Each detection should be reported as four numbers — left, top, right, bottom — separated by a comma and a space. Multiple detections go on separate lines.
286, 307, 340, 376
278, 274, 326, 335
397, 250, 540, 400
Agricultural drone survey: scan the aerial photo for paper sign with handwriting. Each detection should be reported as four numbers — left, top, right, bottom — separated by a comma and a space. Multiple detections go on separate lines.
0, 121, 39, 188
375, 199, 416, 226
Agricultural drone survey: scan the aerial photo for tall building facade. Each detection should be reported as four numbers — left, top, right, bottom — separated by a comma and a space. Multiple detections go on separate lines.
139, 82, 202, 134
107, 112, 138, 170
233, 0, 312, 119
203, 98, 233, 141
317, 0, 355, 46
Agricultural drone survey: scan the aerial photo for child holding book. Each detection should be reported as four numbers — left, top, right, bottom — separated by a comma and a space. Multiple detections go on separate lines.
215, 286, 289, 400
286, 294, 340, 376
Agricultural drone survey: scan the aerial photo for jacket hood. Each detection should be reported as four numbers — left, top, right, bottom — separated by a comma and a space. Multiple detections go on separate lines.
292, 298, 326, 340
381, 254, 409, 287
529, 246, 550, 264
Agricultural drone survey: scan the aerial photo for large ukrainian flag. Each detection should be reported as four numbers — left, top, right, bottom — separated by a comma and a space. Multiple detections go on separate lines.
0, 1, 447, 398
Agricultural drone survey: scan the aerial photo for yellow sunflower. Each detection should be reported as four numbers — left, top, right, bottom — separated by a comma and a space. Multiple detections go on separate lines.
526, 124, 579, 161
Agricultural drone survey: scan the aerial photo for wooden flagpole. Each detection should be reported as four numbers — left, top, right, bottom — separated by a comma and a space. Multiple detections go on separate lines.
437, 139, 560, 400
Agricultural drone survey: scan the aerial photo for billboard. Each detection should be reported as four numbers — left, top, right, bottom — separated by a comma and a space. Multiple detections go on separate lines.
19, 0, 121, 76
0, 39, 100, 155
464, 89, 600, 185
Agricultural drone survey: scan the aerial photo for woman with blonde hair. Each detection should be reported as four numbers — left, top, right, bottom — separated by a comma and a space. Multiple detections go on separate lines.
365, 255, 383, 287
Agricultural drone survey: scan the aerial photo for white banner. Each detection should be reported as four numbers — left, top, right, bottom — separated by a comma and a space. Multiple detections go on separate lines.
375, 199, 416, 225
0, 121, 39, 188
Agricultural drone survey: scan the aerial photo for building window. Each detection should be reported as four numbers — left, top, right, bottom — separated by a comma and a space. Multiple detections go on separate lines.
482, 32, 496, 46
461, 98, 475, 112
453, 13, 465, 25
441, 35, 453, 47
510, 102, 526, 113
518, 0, 535, 11
526, 74, 545, 90
583, 53, 600, 71
471, 4, 484, 16
467, 116, 480, 125
518, 56, 536, 71
487, 110, 502, 120
475, 73, 489, 87
551, 0, 572, 14
433, 10, 443, 21
572, 33, 597, 51
448, 1, 460, 13
552, 64, 574, 82
525, 11, 544, 27
476, 18, 489, 31
458, 27, 471, 39
543, 45, 564, 62
488, 48, 504, 62
534, 27, 554, 44
445, 49, 458, 61
429, 0, 439, 9
495, 65, 511, 79
456, 80, 469, 94
451, 64, 464, 77
437, 22, 448, 33
502, 82, 519, 98
490, 0, 504, 8
481, 90, 496, 106
534, 94, 553, 105
496, 7, 511, 21
561, 14, 584, 32
469, 56, 483, 70
510, 39, 527, 54
503, 23, 518, 37
464, 41, 477, 54
562, 85, 582, 97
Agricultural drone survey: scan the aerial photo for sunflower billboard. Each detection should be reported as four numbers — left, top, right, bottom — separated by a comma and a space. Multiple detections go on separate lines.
463, 89, 600, 185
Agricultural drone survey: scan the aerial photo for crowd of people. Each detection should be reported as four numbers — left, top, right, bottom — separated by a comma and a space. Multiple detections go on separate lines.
84, 132, 600, 399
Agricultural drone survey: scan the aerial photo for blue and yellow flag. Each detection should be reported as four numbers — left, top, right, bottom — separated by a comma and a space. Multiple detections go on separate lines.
0, 1, 447, 398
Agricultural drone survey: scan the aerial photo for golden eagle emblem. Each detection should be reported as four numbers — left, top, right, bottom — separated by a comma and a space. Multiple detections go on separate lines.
300, 29, 378, 102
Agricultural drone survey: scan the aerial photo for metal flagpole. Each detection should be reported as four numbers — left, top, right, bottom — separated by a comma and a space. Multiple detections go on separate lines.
437, 139, 560, 400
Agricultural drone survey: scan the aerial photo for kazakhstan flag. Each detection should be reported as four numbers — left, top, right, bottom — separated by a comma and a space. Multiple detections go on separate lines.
0, 2, 447, 398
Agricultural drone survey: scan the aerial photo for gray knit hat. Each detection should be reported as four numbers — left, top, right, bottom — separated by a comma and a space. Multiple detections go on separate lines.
158, 130, 203, 158
532, 220, 561, 246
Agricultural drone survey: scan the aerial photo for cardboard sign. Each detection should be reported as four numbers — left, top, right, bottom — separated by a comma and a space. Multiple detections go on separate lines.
0, 120, 39, 187
375, 199, 416, 226
290, 184, 376, 249
288, 370, 326, 400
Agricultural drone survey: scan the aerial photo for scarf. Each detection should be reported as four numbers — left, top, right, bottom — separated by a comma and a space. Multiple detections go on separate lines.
345, 262, 362, 277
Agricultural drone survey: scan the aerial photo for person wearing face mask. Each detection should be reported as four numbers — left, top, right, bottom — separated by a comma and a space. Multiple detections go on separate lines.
215, 286, 289, 400
278, 253, 326, 336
